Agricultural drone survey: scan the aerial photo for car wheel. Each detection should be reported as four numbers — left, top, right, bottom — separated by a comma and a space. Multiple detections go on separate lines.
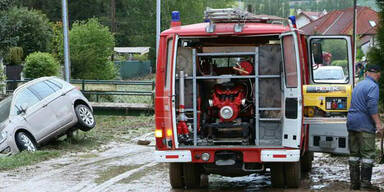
75, 104, 96, 131
16, 132, 37, 152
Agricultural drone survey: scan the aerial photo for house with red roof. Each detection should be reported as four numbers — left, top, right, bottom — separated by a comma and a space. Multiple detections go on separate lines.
300, 6, 378, 54
296, 9, 327, 28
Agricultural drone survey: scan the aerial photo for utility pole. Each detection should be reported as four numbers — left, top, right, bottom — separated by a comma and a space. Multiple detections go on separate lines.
156, 0, 161, 66
62, 0, 70, 82
353, 0, 357, 65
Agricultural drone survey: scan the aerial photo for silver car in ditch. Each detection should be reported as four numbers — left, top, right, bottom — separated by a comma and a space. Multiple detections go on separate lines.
0, 77, 95, 156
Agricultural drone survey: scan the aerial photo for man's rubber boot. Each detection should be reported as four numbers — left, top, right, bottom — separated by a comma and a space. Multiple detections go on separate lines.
349, 161, 360, 190
361, 163, 380, 191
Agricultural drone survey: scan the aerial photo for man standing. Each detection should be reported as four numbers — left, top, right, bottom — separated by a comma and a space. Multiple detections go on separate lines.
347, 65, 383, 191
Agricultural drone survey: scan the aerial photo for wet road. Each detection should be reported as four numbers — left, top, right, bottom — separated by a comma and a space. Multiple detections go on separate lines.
1, 134, 384, 192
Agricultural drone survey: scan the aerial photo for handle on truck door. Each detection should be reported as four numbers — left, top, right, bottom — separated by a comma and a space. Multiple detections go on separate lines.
285, 98, 298, 119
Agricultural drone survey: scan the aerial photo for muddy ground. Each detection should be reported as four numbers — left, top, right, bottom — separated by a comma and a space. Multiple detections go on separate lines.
1, 132, 384, 192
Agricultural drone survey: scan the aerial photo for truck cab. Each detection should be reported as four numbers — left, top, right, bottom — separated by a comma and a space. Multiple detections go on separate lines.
154, 8, 353, 188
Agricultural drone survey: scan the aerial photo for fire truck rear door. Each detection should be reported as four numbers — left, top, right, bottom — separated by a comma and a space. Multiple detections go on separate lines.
280, 32, 302, 148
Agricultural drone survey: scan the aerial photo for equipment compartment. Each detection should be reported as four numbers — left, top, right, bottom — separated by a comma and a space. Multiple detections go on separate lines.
174, 36, 283, 147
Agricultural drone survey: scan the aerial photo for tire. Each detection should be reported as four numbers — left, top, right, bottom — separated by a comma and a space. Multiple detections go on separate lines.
169, 163, 184, 189
183, 163, 201, 189
284, 161, 301, 188
16, 132, 37, 152
301, 151, 314, 173
75, 104, 96, 131
270, 163, 285, 188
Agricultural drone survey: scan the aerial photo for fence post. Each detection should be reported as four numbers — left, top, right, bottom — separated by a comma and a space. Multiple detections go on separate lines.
82, 79, 85, 91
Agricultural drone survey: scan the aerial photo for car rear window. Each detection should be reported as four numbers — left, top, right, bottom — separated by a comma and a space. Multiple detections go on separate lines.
45, 80, 62, 91
29, 81, 55, 99
48, 79, 63, 89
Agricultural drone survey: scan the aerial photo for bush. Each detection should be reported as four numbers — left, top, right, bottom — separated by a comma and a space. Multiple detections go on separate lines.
24, 52, 60, 78
68, 18, 115, 80
5, 47, 23, 65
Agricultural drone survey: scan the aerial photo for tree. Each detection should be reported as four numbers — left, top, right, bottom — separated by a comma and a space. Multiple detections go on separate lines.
68, 18, 115, 80
368, 0, 384, 105
245, 0, 290, 18
116, 0, 235, 66
0, 0, 18, 58
6, 7, 53, 58
12, 0, 236, 72
0, 0, 14, 11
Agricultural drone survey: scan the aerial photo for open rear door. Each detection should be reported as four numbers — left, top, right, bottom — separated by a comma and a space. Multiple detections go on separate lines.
304, 35, 352, 154
280, 32, 302, 148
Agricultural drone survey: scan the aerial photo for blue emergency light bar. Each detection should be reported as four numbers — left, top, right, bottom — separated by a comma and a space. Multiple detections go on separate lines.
172, 11, 180, 22
288, 15, 296, 25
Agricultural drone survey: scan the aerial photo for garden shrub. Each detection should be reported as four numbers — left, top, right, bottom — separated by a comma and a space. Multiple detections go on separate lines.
24, 52, 60, 78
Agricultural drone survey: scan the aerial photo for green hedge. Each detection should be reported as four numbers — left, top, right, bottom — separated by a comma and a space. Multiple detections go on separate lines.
24, 52, 60, 78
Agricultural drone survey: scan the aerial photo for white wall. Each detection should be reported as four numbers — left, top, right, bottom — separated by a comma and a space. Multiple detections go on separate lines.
297, 15, 311, 28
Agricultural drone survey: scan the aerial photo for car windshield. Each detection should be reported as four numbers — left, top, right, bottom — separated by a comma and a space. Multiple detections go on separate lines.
313, 67, 345, 80
0, 96, 12, 123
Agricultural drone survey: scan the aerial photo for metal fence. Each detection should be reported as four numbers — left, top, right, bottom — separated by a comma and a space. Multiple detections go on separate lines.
5, 79, 155, 104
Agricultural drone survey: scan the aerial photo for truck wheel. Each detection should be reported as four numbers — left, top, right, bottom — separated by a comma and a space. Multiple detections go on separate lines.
270, 163, 285, 188
169, 163, 184, 188
301, 151, 314, 173
284, 161, 301, 188
183, 163, 201, 188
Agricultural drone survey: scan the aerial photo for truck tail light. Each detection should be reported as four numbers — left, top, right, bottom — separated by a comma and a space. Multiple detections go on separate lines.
273, 154, 287, 158
155, 129, 163, 138
166, 129, 173, 137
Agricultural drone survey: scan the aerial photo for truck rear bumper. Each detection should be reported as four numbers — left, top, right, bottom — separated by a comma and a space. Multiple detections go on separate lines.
155, 150, 192, 162
260, 149, 300, 162
155, 149, 300, 163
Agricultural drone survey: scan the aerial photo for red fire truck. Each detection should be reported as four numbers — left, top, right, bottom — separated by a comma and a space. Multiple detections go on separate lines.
154, 8, 353, 188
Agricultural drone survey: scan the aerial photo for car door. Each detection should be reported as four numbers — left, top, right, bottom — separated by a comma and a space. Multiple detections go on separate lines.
11, 87, 54, 141
26, 81, 61, 141
44, 79, 74, 127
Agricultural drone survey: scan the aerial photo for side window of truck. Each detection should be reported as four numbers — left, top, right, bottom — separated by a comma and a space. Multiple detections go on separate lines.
310, 38, 349, 84
165, 39, 173, 89
282, 35, 298, 88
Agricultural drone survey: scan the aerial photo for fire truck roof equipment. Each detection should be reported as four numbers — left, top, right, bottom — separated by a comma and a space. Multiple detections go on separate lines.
204, 7, 287, 33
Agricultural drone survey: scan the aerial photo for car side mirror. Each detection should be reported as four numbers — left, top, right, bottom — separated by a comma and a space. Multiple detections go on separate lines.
19, 103, 28, 114
311, 41, 323, 65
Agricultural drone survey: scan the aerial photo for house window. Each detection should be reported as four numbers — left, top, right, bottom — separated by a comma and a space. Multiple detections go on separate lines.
369, 20, 376, 27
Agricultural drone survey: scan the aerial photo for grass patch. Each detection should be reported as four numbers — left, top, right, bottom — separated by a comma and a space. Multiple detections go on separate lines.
0, 151, 61, 171
0, 113, 154, 171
